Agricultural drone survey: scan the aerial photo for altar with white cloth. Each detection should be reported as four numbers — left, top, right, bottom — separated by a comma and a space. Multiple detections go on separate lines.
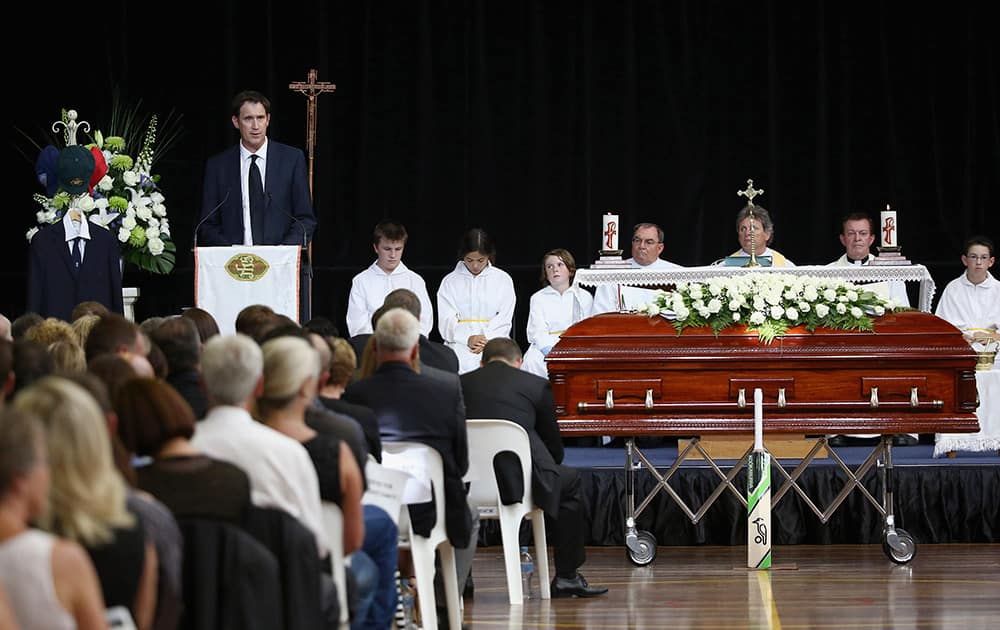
935, 361, 1000, 456
573, 264, 937, 312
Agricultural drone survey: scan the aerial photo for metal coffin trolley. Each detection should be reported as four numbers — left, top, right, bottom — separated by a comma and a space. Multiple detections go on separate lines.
547, 309, 980, 565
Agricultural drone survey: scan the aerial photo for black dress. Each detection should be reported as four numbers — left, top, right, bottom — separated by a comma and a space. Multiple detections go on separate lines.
137, 455, 252, 524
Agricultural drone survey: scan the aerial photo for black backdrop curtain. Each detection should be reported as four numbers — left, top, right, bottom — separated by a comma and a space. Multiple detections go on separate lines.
7, 1, 998, 336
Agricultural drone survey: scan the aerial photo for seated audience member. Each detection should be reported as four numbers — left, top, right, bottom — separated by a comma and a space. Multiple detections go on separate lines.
12, 340, 54, 397
84, 314, 147, 363
593, 223, 681, 313
320, 337, 382, 460
72, 314, 102, 348
260, 337, 399, 630
69, 372, 183, 630
828, 212, 910, 306
192, 333, 328, 557
462, 338, 609, 598
347, 220, 435, 338
88, 353, 140, 405
304, 316, 340, 339
72, 301, 111, 321
150, 317, 208, 419
0, 407, 108, 630
180, 307, 220, 344
0, 339, 12, 406
145, 340, 169, 380
235, 304, 280, 342
24, 317, 78, 348
344, 308, 478, 620
522, 249, 594, 378
139, 317, 167, 337
437, 228, 517, 374
11, 313, 43, 340
935, 236, 999, 346
13, 376, 158, 629
49, 339, 87, 373
116, 378, 251, 525
716, 205, 794, 266
0, 314, 10, 341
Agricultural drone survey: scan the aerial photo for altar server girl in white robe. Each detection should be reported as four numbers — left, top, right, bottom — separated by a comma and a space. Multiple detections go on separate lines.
522, 249, 594, 378
437, 228, 516, 374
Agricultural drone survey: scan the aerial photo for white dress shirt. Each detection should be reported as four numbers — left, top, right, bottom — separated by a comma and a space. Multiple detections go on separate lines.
62, 211, 91, 261
522, 285, 594, 378
239, 140, 268, 245
191, 404, 327, 556
436, 261, 516, 374
346, 261, 434, 337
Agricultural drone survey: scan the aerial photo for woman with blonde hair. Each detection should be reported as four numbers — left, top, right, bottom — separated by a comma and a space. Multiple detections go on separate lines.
13, 376, 158, 629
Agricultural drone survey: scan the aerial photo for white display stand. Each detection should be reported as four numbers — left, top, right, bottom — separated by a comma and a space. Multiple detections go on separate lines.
122, 287, 140, 322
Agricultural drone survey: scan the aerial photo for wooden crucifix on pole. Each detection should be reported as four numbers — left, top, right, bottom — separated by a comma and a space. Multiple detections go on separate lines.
289, 69, 336, 198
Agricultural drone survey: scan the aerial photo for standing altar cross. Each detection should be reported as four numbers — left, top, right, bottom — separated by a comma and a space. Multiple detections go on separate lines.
289, 69, 336, 197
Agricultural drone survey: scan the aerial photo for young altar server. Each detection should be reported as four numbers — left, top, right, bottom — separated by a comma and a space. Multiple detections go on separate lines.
437, 228, 516, 374
346, 220, 434, 338
522, 249, 594, 379
935, 235, 1000, 345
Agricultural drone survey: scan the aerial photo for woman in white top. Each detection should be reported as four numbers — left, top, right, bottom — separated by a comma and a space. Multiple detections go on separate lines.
522, 249, 594, 378
0, 406, 107, 630
437, 228, 516, 374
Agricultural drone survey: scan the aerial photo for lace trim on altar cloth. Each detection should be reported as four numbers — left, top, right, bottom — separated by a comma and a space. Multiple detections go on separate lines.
933, 434, 1000, 457
574, 264, 938, 312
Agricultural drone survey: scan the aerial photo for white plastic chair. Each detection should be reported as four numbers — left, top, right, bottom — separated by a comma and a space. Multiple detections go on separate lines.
382, 441, 462, 630
320, 501, 349, 629
466, 418, 551, 605
106, 606, 137, 629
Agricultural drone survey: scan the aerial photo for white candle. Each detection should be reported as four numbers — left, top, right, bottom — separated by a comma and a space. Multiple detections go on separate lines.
880, 204, 898, 248
753, 388, 764, 451
602, 213, 619, 251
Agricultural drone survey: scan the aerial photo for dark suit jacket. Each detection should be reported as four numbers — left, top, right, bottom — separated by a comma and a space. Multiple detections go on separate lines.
318, 396, 382, 462
27, 222, 124, 321
460, 361, 565, 518
198, 141, 317, 246
343, 361, 472, 546
350, 334, 460, 374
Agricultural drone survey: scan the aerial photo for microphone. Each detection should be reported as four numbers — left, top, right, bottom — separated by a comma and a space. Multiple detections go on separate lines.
193, 188, 230, 250
270, 193, 309, 255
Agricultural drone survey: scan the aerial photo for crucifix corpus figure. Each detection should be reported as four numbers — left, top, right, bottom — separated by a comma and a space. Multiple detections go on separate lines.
288, 69, 336, 197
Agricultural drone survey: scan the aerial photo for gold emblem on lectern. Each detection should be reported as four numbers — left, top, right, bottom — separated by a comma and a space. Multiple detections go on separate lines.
225, 253, 270, 282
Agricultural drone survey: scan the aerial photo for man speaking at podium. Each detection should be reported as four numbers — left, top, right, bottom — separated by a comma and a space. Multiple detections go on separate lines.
197, 90, 317, 324
198, 90, 316, 247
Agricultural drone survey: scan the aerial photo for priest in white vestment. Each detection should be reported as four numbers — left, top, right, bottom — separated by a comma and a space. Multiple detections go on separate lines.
715, 205, 795, 267
828, 212, 910, 307
593, 223, 682, 314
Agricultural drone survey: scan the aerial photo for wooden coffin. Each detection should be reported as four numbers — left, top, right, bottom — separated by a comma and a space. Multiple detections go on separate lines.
547, 311, 980, 436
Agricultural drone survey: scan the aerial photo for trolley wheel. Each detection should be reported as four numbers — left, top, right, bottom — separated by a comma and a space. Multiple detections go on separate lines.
626, 530, 657, 566
882, 527, 917, 564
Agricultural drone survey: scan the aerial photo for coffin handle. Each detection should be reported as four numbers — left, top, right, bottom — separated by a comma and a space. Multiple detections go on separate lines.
737, 388, 746, 408
910, 387, 919, 408
605, 389, 615, 409
870, 386, 879, 408
645, 389, 654, 409
777, 388, 787, 408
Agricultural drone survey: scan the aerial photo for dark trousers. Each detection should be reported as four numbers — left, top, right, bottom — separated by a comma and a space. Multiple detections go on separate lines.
551, 464, 587, 577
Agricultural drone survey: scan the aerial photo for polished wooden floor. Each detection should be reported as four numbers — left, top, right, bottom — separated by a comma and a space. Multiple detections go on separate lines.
460, 544, 1000, 629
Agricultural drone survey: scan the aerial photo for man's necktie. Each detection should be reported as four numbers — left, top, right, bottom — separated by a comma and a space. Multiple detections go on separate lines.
70, 237, 83, 276
248, 154, 266, 244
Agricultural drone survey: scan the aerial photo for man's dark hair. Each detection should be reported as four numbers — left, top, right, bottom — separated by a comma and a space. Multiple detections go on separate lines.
633, 223, 665, 244
12, 340, 53, 395
384, 288, 422, 319
180, 308, 220, 343
482, 338, 523, 364
11, 313, 43, 340
304, 316, 339, 339
84, 314, 142, 362
235, 304, 278, 342
71, 301, 110, 321
231, 90, 271, 117
373, 220, 408, 245
964, 235, 995, 258
840, 212, 874, 233
150, 317, 201, 374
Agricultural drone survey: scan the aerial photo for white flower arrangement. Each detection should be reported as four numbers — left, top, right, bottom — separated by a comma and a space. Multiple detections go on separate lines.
27, 106, 181, 274
636, 272, 896, 343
